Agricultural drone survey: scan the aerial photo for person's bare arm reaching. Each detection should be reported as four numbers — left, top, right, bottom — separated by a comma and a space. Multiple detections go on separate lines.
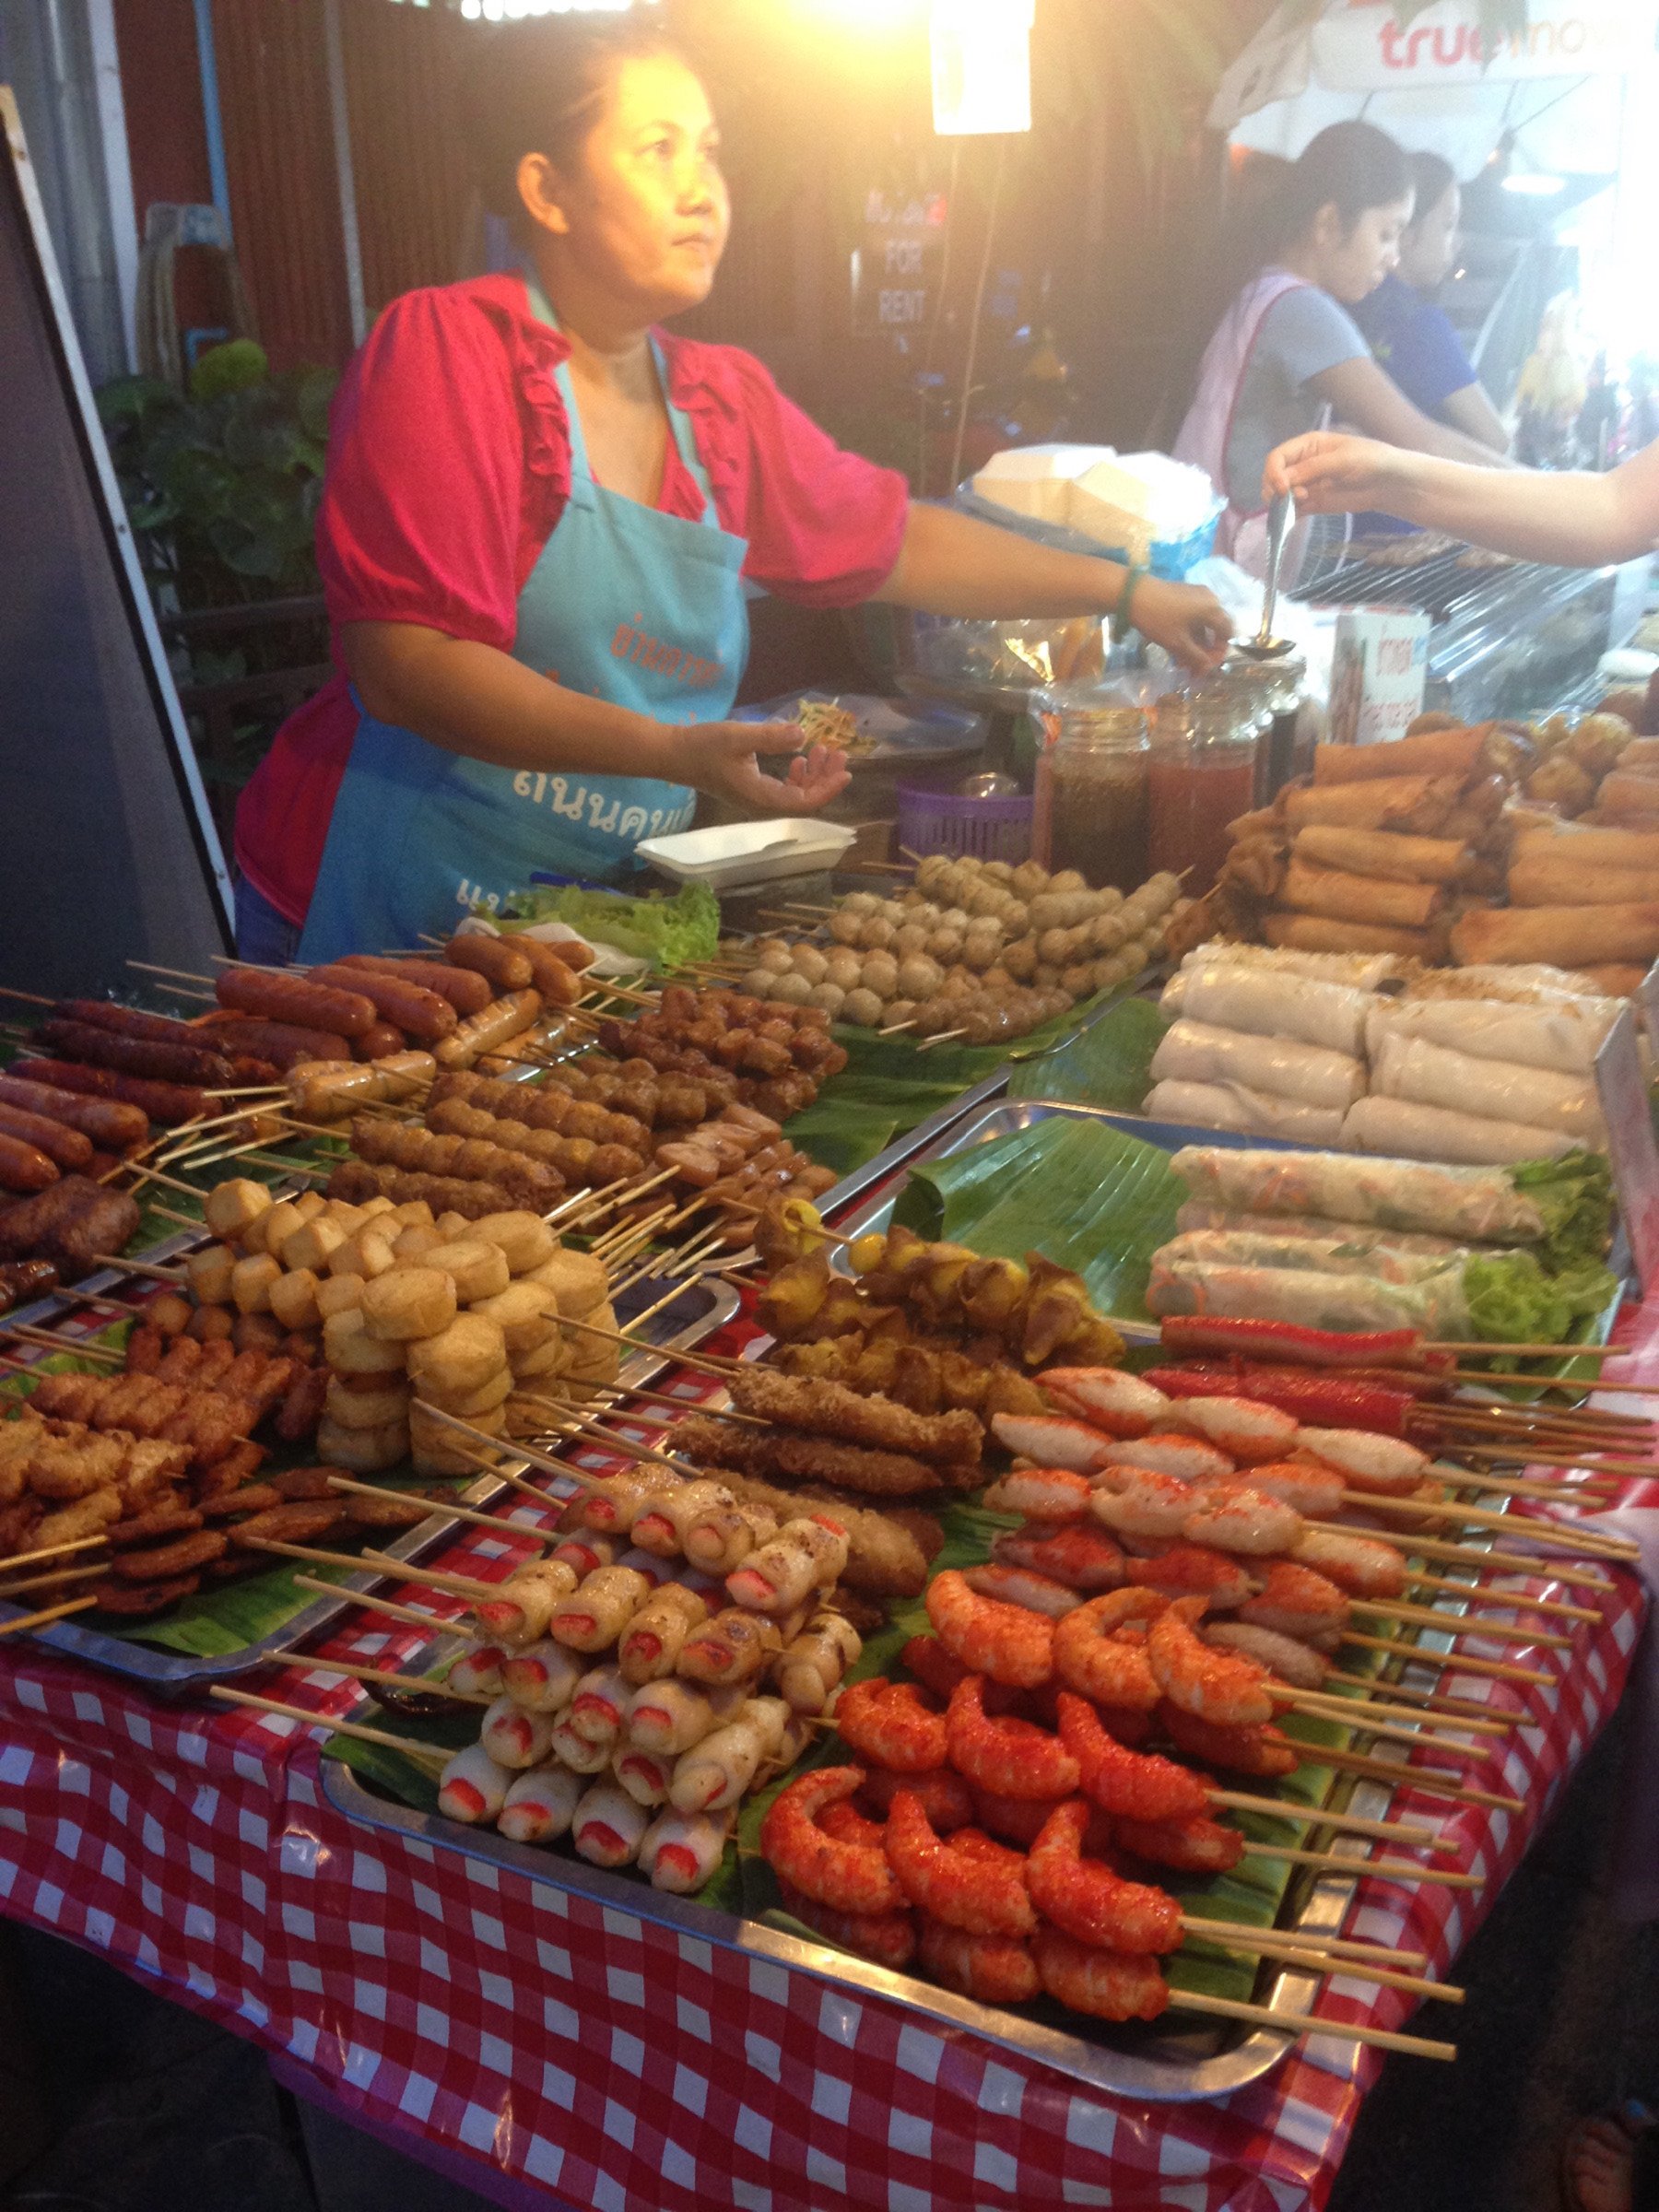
1266, 429, 1659, 565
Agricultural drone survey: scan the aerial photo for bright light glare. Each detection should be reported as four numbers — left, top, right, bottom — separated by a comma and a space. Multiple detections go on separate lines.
790, 0, 924, 26
931, 0, 1034, 135
1503, 172, 1568, 195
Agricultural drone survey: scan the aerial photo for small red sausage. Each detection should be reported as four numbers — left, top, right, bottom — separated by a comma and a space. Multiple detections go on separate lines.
33, 1020, 242, 1092
352, 1022, 407, 1062
333, 955, 493, 1018
10, 1057, 204, 1126
199, 1016, 352, 1069
214, 967, 377, 1040
0, 1100, 93, 1171
0, 1073, 148, 1151
442, 935, 535, 992
0, 1135, 57, 1192
512, 939, 584, 1008
308, 961, 458, 1042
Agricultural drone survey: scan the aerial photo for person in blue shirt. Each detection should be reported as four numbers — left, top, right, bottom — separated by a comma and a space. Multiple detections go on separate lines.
1353, 151, 1510, 458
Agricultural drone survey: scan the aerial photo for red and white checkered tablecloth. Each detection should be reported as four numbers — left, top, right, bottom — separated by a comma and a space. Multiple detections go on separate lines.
1, 1310, 1654, 2212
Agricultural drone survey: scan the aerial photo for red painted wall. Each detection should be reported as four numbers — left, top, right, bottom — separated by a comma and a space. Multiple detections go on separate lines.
111, 0, 212, 222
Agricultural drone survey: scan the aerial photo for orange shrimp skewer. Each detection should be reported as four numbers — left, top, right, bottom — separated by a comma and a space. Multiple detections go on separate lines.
1057, 1693, 1211, 1821
1053, 1589, 1166, 1710
884, 1791, 1037, 1937
916, 1917, 1040, 2004
1030, 1927, 1171, 2021
833, 1679, 948, 1772
925, 1570, 1054, 1688
1147, 1594, 1277, 1725
777, 1879, 915, 1969
759, 1767, 906, 1914
945, 1677, 1080, 1800
1026, 1801, 1184, 1955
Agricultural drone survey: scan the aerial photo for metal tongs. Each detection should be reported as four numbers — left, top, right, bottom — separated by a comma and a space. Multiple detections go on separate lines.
1235, 488, 1295, 661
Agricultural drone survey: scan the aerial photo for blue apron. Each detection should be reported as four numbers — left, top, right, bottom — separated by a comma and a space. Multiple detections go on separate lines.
298, 277, 750, 962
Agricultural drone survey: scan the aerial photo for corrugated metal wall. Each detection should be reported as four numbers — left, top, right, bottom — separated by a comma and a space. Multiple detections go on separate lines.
339, 0, 472, 316
211, 0, 351, 367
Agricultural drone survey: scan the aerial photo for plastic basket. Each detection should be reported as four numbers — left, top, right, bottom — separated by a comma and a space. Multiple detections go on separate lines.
896, 785, 1033, 864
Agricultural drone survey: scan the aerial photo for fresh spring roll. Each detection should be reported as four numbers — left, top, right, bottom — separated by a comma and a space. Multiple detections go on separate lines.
1173, 1201, 1474, 1258
1163, 963, 1374, 1056
1173, 939, 1405, 990
1148, 1019, 1365, 1113
1365, 994, 1622, 1078
1156, 1227, 1504, 1288
1369, 1031, 1606, 1144
1145, 1253, 1474, 1339
1406, 963, 1611, 1006
1143, 1079, 1347, 1147
1168, 1145, 1556, 1246
1342, 1095, 1579, 1167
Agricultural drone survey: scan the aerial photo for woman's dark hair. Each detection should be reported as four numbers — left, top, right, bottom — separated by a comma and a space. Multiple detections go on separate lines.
1267, 122, 1412, 256
1405, 150, 1458, 231
465, 15, 691, 224
1161, 123, 1410, 446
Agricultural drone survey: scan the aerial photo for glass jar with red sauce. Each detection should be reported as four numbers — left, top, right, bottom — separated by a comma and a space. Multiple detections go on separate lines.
1147, 685, 1261, 896
1032, 700, 1150, 892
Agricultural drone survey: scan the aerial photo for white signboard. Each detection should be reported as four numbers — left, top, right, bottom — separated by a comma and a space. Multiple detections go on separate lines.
1312, 0, 1657, 88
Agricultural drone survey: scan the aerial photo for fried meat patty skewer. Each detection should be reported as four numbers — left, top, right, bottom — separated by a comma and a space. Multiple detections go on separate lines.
327, 1160, 537, 1222
428, 1071, 653, 1152
723, 1369, 982, 1470
348, 1118, 563, 1209
424, 1098, 643, 1190
669, 1412, 964, 1501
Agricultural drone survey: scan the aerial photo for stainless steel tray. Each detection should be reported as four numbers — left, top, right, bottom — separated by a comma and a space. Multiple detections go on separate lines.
321, 1750, 1399, 2104
0, 1261, 738, 1691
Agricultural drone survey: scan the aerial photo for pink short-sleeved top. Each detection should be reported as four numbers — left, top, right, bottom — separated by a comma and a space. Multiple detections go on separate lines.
235, 272, 912, 924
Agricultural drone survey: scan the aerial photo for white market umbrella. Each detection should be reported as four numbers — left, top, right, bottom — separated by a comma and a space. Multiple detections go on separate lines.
1212, 0, 1657, 172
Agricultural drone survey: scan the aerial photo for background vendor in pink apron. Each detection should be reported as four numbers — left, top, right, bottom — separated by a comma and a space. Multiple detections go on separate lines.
235, 16, 1233, 966
1174, 122, 1507, 581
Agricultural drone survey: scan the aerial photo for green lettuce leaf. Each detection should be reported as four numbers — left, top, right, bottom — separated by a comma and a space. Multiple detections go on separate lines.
1464, 1250, 1618, 1348
499, 880, 720, 970
1508, 1149, 1616, 1273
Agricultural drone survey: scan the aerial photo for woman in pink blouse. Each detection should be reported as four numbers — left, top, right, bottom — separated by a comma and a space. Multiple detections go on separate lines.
236, 16, 1231, 962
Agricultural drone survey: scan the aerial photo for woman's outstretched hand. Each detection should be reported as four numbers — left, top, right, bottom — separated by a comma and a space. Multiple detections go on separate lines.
1266, 431, 1411, 515
680, 720, 851, 814
1132, 577, 1233, 673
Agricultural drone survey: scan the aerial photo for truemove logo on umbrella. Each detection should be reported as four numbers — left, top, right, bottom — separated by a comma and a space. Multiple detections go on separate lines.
1326, 0, 1656, 86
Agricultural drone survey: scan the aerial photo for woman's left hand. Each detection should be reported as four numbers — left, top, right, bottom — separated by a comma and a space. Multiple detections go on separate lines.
1131, 578, 1233, 673
679, 720, 851, 813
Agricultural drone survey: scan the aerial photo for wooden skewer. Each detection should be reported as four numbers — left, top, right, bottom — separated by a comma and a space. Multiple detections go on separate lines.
1341, 1629, 1555, 1689
0, 1532, 111, 1577
0, 1594, 97, 1636
1436, 1339, 1618, 1359
1311, 1744, 1523, 1817
1347, 1595, 1571, 1651
1336, 1519, 1615, 1594
1204, 1786, 1452, 1853
88, 1253, 185, 1285
241, 1535, 505, 1601
1172, 1926, 1460, 2005
1335, 1488, 1640, 1563
209, 1684, 449, 1767
915, 1028, 970, 1051
0, 1561, 107, 1600
118, 1162, 215, 1198
1272, 1685, 1507, 1740
1179, 1918, 1427, 1971
1463, 1442, 1656, 1482
558, 1312, 741, 1374
148, 1203, 203, 1229
288, 1574, 465, 1632
126, 959, 218, 986
510, 1394, 690, 1480
0, 984, 54, 1006
0, 1322, 124, 1363
409, 1402, 614, 1493
1171, 1991, 1455, 2064
1320, 1667, 1512, 1726
321, 1474, 556, 1547
1239, 1841, 1479, 1888
1418, 1461, 1621, 1510
1428, 1401, 1653, 1439
1402, 1571, 1599, 1627
269, 1649, 491, 1707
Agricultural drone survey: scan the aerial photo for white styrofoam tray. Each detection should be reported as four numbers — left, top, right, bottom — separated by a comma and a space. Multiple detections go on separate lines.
635, 817, 855, 891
